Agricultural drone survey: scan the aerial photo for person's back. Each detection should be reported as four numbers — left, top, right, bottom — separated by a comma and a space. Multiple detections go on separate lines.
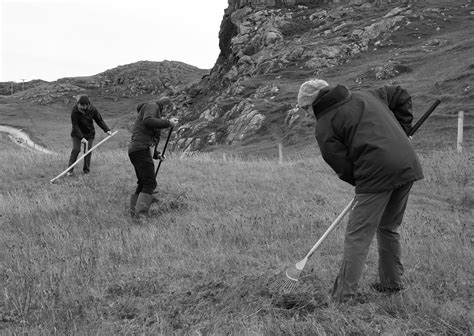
128, 101, 169, 155
314, 85, 423, 193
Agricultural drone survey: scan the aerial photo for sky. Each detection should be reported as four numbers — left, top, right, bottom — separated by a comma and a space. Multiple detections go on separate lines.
0, 0, 228, 82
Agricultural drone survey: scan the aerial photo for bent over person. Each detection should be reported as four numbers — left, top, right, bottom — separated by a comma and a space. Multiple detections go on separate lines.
297, 79, 423, 302
68, 95, 111, 175
128, 97, 178, 218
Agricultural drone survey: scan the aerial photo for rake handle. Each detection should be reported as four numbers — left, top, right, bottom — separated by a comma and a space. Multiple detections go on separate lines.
408, 99, 441, 137
304, 198, 355, 260
154, 127, 173, 178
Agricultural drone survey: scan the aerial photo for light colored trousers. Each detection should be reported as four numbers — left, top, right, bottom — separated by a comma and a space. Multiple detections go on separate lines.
331, 182, 413, 301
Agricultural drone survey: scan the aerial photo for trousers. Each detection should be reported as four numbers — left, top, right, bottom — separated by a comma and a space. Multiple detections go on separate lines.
68, 137, 94, 173
129, 148, 157, 195
331, 182, 413, 301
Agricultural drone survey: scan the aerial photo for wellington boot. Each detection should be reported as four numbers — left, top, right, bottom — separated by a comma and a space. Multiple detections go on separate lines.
130, 194, 139, 217
135, 192, 153, 217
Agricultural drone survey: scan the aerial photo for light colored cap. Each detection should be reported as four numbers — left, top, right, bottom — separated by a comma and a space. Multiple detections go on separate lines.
156, 96, 173, 107
297, 79, 329, 109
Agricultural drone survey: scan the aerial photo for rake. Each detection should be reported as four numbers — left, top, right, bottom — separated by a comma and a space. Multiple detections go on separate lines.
272, 199, 356, 293
271, 98, 442, 294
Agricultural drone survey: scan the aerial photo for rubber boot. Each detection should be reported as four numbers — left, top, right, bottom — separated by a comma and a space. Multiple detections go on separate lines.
135, 192, 153, 217
130, 194, 139, 217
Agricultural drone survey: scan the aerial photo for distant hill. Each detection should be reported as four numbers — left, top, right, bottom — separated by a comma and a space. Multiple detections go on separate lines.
0, 60, 208, 105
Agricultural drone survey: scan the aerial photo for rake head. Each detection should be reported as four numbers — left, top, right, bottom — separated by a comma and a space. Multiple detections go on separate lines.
270, 258, 307, 294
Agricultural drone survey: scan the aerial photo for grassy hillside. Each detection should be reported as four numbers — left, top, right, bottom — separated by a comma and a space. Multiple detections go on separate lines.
0, 1, 473, 334
0, 145, 472, 334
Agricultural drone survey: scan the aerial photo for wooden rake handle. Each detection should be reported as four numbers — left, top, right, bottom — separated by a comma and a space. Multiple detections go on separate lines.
304, 198, 356, 260
50, 131, 118, 183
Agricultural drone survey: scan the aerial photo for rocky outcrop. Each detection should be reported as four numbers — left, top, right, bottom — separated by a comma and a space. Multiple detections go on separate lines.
171, 1, 429, 151
17, 83, 85, 105
5, 60, 208, 105
94, 60, 208, 97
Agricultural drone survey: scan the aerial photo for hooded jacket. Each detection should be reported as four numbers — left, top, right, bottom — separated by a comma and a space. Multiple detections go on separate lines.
128, 101, 172, 154
70, 104, 110, 139
312, 84, 423, 193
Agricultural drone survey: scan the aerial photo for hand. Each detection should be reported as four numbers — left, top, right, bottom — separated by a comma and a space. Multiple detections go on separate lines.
169, 117, 179, 128
408, 135, 413, 142
153, 151, 166, 161
80, 138, 88, 145
107, 130, 112, 135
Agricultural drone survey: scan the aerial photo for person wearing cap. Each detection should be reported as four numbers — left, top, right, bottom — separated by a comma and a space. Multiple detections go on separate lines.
128, 97, 179, 218
297, 79, 423, 302
67, 95, 112, 175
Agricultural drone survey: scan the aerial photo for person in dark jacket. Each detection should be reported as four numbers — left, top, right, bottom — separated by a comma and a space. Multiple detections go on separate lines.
297, 79, 423, 302
67, 95, 112, 175
128, 97, 178, 218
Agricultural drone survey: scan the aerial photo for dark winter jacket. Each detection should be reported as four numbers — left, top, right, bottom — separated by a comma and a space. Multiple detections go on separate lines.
128, 101, 172, 154
70, 104, 110, 139
312, 84, 423, 193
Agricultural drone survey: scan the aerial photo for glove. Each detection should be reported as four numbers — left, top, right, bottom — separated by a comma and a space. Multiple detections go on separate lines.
153, 151, 165, 161
107, 130, 112, 135
80, 138, 88, 145
169, 117, 179, 128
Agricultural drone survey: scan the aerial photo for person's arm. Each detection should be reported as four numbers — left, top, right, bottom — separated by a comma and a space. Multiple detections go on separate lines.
377, 86, 413, 135
141, 103, 172, 129
317, 135, 355, 186
91, 107, 111, 133
71, 109, 84, 139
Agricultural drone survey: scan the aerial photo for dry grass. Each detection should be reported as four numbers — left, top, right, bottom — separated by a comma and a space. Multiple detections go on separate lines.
0, 145, 472, 335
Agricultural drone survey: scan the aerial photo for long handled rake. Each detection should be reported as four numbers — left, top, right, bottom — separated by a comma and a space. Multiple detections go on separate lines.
272, 199, 356, 293
272, 99, 441, 293
50, 131, 118, 183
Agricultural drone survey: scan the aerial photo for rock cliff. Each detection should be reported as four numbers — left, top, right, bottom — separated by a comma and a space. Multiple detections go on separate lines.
170, 0, 473, 153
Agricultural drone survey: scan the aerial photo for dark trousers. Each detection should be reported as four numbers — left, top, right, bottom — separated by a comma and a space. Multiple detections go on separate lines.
331, 182, 413, 301
68, 137, 94, 173
129, 148, 157, 195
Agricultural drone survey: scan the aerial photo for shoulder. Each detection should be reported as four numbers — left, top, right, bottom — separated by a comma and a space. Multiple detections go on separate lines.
89, 105, 99, 113
141, 101, 159, 113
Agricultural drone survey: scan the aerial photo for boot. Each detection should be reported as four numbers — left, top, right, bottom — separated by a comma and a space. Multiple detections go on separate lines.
135, 192, 154, 217
130, 194, 139, 217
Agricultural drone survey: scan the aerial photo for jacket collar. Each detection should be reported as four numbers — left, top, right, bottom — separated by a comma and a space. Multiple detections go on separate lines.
312, 85, 351, 119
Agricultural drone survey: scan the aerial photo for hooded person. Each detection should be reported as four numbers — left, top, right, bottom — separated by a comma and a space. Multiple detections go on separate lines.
67, 95, 112, 175
297, 79, 423, 302
128, 96, 179, 218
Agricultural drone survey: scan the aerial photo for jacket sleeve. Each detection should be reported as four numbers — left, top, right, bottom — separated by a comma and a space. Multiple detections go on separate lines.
71, 109, 84, 139
317, 135, 356, 186
92, 107, 111, 133
378, 86, 414, 135
141, 103, 172, 129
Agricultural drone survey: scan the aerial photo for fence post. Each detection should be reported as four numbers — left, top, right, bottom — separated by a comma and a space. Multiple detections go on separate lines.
457, 111, 464, 154
278, 143, 283, 164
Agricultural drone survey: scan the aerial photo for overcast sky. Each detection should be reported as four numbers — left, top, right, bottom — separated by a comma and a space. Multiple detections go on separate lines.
0, 0, 228, 82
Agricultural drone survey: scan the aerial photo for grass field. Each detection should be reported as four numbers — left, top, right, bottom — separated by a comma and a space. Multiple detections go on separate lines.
0, 144, 472, 335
